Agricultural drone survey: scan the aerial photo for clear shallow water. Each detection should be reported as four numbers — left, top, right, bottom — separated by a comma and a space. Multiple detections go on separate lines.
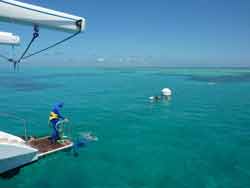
1, 67, 250, 188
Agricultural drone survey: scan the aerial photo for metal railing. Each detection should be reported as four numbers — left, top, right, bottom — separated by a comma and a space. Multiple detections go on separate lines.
0, 112, 28, 141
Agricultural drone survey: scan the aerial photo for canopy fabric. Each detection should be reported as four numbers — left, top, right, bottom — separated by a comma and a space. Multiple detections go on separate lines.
0, 31, 20, 45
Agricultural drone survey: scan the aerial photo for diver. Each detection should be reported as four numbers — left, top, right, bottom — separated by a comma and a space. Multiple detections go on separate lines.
154, 96, 161, 100
149, 95, 162, 101
48, 102, 68, 144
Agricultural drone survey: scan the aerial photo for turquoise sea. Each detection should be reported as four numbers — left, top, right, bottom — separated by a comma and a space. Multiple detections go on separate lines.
1, 67, 250, 188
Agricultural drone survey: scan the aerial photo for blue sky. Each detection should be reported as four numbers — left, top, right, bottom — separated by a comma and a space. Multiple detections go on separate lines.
0, 0, 250, 67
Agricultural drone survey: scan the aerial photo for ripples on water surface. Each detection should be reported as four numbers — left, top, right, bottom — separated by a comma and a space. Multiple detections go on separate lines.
0, 67, 250, 188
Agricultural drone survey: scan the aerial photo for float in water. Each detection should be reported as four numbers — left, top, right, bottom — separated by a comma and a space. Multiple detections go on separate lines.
161, 88, 172, 97
149, 88, 172, 101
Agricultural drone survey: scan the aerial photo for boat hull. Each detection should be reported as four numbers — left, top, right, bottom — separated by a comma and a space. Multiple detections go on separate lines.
0, 144, 38, 174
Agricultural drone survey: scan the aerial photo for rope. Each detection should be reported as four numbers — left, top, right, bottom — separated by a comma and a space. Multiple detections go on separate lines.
1, 20, 82, 69
16, 25, 39, 65
0, 25, 39, 70
22, 31, 81, 61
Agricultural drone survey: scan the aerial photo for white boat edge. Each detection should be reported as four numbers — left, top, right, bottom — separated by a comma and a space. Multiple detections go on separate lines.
0, 131, 38, 174
0, 131, 74, 175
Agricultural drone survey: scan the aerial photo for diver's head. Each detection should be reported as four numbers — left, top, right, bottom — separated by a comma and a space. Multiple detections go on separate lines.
56, 102, 64, 108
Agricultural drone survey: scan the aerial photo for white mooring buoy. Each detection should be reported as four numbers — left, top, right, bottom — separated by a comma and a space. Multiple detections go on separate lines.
161, 88, 172, 96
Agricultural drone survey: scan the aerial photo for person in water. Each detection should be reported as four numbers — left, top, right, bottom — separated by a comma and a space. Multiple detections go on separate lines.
149, 96, 161, 101
154, 96, 161, 100
49, 102, 68, 143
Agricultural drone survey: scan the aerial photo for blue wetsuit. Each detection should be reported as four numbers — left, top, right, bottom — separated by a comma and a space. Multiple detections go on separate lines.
49, 102, 64, 143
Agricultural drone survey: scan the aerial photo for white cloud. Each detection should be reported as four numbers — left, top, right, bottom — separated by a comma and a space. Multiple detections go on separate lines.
96, 58, 105, 62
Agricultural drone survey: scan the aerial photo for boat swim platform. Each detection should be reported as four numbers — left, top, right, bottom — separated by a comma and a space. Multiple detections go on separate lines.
27, 136, 73, 158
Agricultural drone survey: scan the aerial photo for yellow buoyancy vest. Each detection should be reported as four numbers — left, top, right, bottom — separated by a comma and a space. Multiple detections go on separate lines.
49, 111, 59, 121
